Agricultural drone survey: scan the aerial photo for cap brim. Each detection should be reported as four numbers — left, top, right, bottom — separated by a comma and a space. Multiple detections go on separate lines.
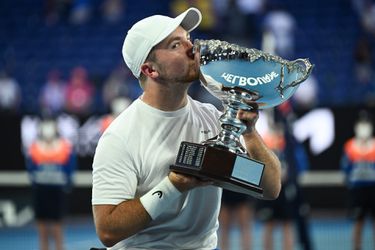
153, 8, 202, 47
179, 7, 202, 32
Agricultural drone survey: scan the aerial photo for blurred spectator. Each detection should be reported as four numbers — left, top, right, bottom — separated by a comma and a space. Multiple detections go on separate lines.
352, 0, 375, 36
101, 66, 132, 111
353, 36, 375, 105
262, 3, 296, 59
69, 0, 92, 25
292, 74, 319, 110
219, 190, 255, 250
39, 69, 67, 116
257, 121, 294, 250
0, 70, 21, 113
354, 37, 373, 85
258, 107, 313, 250
44, 0, 72, 25
100, 96, 131, 133
352, 0, 368, 15
25, 118, 76, 250
100, 0, 125, 23
362, 5, 375, 37
214, 0, 265, 47
75, 96, 130, 158
341, 112, 375, 250
65, 66, 95, 117
281, 105, 314, 250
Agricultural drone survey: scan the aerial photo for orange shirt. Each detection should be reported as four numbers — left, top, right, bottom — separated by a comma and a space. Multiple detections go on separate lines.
100, 115, 114, 133
29, 139, 72, 166
263, 132, 286, 152
344, 138, 375, 162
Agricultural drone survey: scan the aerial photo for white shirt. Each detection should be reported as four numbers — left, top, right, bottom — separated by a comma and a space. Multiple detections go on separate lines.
92, 96, 222, 249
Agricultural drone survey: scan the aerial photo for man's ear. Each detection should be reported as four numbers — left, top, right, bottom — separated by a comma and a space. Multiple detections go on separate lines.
140, 63, 159, 79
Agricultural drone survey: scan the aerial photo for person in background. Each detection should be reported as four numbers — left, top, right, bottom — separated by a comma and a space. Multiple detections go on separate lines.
219, 190, 255, 250
214, 0, 265, 47
100, 0, 125, 23
274, 101, 314, 250
100, 96, 131, 133
0, 70, 21, 114
65, 66, 95, 117
341, 112, 375, 250
352, 36, 375, 105
257, 120, 294, 250
69, 0, 92, 25
25, 118, 76, 250
101, 66, 133, 110
261, 3, 296, 59
39, 69, 67, 116
43, 0, 72, 25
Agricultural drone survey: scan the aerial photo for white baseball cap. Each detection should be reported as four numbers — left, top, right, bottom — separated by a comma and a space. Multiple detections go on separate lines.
122, 8, 202, 78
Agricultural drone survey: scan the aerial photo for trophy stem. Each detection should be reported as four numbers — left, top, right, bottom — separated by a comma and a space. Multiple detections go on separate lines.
206, 89, 253, 155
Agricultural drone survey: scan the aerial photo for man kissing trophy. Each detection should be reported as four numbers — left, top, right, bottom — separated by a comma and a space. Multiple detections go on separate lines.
171, 39, 313, 197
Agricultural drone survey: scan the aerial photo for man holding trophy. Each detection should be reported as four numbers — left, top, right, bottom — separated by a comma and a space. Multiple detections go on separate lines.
92, 7, 312, 250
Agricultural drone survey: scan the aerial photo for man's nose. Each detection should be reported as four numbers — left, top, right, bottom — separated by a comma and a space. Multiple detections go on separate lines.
185, 40, 194, 58
184, 39, 193, 49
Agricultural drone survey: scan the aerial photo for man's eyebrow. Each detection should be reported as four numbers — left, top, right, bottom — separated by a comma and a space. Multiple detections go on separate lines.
165, 36, 181, 46
159, 32, 190, 48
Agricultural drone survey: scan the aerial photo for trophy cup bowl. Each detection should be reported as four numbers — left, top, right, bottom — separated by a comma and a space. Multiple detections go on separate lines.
170, 39, 314, 196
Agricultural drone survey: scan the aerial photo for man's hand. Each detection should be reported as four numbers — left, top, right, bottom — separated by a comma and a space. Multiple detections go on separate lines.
237, 101, 259, 135
168, 171, 213, 193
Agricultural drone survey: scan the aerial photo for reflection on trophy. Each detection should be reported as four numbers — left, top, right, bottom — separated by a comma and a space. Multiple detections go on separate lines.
170, 39, 314, 196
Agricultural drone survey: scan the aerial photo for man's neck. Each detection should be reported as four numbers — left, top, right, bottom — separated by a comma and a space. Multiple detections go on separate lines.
141, 82, 190, 111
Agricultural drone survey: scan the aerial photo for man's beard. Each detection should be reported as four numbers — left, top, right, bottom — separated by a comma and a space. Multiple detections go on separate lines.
157, 65, 199, 84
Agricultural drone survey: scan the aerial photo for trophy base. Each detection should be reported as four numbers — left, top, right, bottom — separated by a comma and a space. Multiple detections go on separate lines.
170, 141, 264, 196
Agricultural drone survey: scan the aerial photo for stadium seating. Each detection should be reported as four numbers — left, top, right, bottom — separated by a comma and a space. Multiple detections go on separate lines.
0, 0, 370, 113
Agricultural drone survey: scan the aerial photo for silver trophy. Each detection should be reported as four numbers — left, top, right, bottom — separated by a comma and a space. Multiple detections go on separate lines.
170, 39, 313, 196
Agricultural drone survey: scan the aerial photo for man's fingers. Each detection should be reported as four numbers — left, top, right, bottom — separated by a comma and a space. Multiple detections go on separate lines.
169, 171, 213, 192
242, 100, 259, 110
237, 109, 258, 120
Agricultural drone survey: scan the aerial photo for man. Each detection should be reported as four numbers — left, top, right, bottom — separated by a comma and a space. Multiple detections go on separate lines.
257, 121, 294, 250
341, 113, 375, 250
26, 118, 76, 250
92, 8, 281, 250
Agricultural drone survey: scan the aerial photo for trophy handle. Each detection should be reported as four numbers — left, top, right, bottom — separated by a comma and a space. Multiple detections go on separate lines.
285, 58, 314, 88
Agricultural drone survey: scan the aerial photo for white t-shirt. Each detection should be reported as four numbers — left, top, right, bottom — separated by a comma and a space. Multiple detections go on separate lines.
92, 96, 223, 250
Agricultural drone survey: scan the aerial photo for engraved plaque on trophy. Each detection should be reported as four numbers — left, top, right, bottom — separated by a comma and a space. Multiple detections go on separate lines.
170, 39, 314, 196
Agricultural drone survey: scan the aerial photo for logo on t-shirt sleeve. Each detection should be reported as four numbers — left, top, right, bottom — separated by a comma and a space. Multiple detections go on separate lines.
152, 190, 163, 198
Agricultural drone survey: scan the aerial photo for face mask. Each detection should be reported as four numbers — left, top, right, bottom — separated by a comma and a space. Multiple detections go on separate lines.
354, 122, 373, 140
40, 122, 57, 141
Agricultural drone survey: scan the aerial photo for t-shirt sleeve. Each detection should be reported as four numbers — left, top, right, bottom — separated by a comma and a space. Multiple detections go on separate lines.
92, 131, 137, 205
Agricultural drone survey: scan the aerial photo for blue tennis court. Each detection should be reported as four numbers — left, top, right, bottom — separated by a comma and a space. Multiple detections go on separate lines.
0, 215, 372, 250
